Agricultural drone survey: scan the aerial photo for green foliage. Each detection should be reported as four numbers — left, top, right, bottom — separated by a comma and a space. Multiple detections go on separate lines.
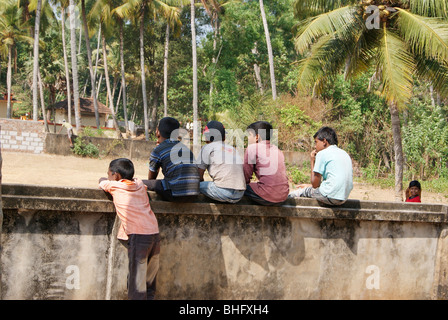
72, 138, 100, 158
80, 126, 105, 137
287, 165, 309, 184
402, 99, 448, 179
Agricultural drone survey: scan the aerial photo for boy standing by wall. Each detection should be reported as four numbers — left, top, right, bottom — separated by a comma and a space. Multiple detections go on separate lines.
99, 158, 160, 300
146, 117, 200, 202
289, 126, 353, 206
244, 121, 289, 205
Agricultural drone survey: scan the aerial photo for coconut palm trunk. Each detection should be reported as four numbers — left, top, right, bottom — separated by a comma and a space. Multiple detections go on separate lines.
119, 21, 130, 136
191, 0, 199, 149
32, 0, 42, 121
69, 0, 82, 130
61, 6, 72, 124
163, 23, 169, 117
259, 0, 276, 100
140, 5, 149, 141
81, 0, 100, 128
6, 45, 12, 119
38, 70, 50, 132
101, 31, 123, 139
390, 102, 404, 201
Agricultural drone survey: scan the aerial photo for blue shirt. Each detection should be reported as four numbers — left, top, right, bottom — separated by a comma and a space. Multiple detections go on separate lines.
149, 139, 200, 197
314, 145, 353, 201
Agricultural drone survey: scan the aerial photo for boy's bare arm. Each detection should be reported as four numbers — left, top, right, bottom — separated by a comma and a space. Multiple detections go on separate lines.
198, 168, 205, 182
148, 168, 159, 180
310, 149, 321, 188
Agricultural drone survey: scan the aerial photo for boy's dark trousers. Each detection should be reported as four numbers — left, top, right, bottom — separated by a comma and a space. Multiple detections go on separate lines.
121, 233, 161, 300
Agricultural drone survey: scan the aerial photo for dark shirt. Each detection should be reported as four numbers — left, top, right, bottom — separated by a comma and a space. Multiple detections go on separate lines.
149, 140, 200, 197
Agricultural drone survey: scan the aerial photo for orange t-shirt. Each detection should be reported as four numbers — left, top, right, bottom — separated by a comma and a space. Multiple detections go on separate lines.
99, 178, 159, 240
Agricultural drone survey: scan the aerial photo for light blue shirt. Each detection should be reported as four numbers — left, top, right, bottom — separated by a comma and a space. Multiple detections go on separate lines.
313, 145, 353, 201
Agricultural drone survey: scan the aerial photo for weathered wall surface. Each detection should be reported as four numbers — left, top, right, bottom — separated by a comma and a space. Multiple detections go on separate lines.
0, 119, 45, 154
1, 184, 448, 300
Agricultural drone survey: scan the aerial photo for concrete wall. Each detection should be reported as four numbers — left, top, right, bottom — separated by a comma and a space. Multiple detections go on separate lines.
0, 119, 45, 154
1, 183, 448, 300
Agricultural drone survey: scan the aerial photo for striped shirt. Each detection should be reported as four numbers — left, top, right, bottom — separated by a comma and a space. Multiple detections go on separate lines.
149, 139, 200, 197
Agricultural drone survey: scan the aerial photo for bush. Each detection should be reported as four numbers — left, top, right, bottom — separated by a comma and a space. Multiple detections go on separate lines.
72, 138, 99, 158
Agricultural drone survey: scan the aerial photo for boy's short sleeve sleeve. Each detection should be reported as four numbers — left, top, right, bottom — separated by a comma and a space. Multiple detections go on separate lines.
197, 145, 211, 170
99, 180, 113, 192
313, 151, 326, 176
149, 148, 161, 173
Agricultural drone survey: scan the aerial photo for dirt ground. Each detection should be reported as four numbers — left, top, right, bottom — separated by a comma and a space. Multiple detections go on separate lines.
2, 151, 447, 204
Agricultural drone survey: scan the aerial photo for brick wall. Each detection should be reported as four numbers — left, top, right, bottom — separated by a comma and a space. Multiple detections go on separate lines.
0, 119, 46, 154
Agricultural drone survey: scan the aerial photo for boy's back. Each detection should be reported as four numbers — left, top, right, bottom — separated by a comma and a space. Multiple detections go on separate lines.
314, 145, 353, 201
149, 139, 200, 197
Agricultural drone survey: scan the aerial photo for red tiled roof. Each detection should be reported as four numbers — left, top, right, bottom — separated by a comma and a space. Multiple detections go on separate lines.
52, 97, 111, 114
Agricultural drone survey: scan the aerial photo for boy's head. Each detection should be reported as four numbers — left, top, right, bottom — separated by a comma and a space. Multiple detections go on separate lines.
408, 180, 421, 198
247, 121, 273, 144
313, 127, 338, 151
108, 158, 134, 181
157, 117, 180, 141
203, 121, 225, 142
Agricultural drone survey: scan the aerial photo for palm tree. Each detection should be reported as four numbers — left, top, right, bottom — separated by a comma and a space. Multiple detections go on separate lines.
114, 0, 181, 140
293, 0, 448, 201
81, 0, 101, 128
259, 0, 276, 100
68, 0, 82, 130
191, 0, 199, 148
31, 0, 42, 121
55, 0, 73, 124
0, 0, 33, 119
162, 3, 182, 117
90, 0, 124, 138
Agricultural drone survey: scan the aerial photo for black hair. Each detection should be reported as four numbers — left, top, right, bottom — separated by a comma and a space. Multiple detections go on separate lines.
409, 180, 421, 190
109, 158, 135, 180
314, 126, 338, 146
204, 121, 225, 142
158, 117, 180, 139
247, 121, 273, 141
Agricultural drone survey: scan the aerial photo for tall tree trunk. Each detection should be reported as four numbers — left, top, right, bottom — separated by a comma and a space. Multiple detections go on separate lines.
119, 21, 130, 137
81, 0, 100, 128
102, 31, 122, 139
390, 102, 404, 201
38, 70, 49, 132
259, 0, 276, 100
93, 24, 101, 96
191, 0, 199, 150
163, 23, 170, 117
252, 42, 264, 94
6, 45, 12, 119
140, 6, 149, 141
32, 0, 42, 121
69, 0, 82, 131
61, 6, 72, 124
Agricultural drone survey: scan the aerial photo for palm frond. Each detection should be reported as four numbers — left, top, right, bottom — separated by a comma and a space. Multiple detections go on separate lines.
401, 0, 448, 18
415, 56, 448, 97
294, 5, 359, 54
293, 0, 357, 18
377, 24, 416, 109
396, 8, 448, 63
296, 34, 350, 96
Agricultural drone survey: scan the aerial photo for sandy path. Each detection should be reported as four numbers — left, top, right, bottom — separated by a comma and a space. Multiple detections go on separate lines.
2, 151, 447, 204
